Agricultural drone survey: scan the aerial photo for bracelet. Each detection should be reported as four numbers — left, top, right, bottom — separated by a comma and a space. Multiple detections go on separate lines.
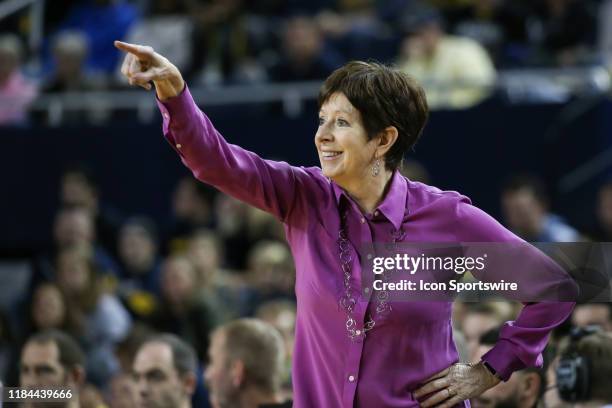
481, 361, 501, 380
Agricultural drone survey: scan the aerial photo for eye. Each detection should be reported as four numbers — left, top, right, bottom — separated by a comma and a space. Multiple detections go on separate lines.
337, 118, 349, 127
318, 117, 325, 126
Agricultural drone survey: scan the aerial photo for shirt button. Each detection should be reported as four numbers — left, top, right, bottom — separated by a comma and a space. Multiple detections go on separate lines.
176, 144, 182, 149
364, 287, 370, 294
360, 217, 365, 224
348, 375, 356, 382
355, 330, 362, 336
374, 210, 380, 216
367, 253, 373, 260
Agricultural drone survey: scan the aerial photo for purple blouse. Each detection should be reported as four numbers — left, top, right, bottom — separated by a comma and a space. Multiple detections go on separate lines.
157, 86, 574, 408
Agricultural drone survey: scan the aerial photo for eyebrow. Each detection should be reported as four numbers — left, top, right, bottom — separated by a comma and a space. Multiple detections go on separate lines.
319, 109, 353, 116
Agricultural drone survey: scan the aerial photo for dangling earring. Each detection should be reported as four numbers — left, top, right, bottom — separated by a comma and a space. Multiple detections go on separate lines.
371, 158, 380, 177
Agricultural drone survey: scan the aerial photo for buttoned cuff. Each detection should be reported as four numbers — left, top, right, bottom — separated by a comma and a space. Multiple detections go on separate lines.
156, 84, 193, 152
480, 339, 530, 381
156, 84, 192, 132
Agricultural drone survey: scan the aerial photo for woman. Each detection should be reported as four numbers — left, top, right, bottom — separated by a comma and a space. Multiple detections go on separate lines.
114, 40, 574, 408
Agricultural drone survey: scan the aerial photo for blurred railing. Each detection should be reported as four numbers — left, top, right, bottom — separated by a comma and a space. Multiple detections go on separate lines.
7, 65, 607, 126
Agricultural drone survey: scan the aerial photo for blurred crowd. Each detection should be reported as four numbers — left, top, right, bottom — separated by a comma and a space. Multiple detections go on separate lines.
0, 161, 610, 407
2, 0, 612, 124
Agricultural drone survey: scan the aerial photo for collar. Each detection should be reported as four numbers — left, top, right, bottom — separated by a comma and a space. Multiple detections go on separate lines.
331, 171, 408, 230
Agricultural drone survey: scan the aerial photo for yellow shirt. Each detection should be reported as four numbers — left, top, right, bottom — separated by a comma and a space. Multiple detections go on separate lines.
400, 35, 496, 109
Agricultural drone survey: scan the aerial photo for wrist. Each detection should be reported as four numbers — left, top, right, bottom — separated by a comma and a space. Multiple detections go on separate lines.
478, 361, 502, 385
154, 68, 185, 101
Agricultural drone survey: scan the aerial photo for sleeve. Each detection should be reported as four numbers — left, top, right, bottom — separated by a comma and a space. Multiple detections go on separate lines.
453, 199, 576, 381
156, 85, 324, 224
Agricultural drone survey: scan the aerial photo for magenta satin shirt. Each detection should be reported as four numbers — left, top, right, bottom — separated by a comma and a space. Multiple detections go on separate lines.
157, 86, 574, 408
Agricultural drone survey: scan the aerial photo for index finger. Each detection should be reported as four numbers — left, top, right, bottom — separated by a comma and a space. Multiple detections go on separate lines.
114, 40, 153, 59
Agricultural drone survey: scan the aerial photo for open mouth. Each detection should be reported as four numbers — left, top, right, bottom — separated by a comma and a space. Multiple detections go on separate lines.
321, 151, 343, 161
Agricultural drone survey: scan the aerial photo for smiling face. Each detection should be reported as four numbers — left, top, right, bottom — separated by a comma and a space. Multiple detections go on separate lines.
315, 92, 377, 187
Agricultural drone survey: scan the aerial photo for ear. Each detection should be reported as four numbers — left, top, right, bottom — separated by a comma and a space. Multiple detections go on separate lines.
520, 372, 541, 399
374, 126, 399, 159
69, 366, 86, 387
182, 372, 197, 395
230, 360, 245, 388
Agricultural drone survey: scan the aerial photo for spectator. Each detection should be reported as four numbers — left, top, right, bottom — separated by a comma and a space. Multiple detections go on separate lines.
245, 241, 295, 315
0, 34, 37, 125
572, 303, 612, 332
472, 327, 546, 408
52, 0, 139, 74
107, 372, 137, 408
450, 0, 532, 66
23, 283, 76, 339
149, 255, 219, 361
461, 302, 514, 361
117, 217, 162, 318
269, 16, 343, 82
44, 31, 104, 93
20, 329, 86, 408
60, 164, 123, 255
186, 0, 263, 85
167, 177, 216, 254
255, 300, 296, 394
50, 206, 120, 277
398, 7, 496, 109
555, 328, 612, 405
205, 319, 291, 408
529, 0, 597, 67
55, 245, 132, 386
187, 230, 247, 321
501, 175, 580, 242
132, 333, 197, 408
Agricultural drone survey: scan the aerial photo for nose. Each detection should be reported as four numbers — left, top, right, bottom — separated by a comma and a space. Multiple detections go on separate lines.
315, 123, 333, 146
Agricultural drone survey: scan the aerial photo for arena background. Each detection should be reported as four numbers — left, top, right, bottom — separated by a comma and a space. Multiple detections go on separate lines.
0, 0, 611, 407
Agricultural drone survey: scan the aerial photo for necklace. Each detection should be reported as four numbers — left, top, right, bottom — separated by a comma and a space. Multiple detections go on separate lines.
337, 211, 405, 340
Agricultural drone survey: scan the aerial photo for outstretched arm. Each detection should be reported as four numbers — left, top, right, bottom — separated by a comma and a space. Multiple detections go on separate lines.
114, 41, 322, 223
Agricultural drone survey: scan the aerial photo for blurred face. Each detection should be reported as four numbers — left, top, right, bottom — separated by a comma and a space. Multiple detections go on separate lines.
501, 189, 544, 238
32, 285, 66, 330
61, 173, 96, 209
119, 225, 156, 273
572, 304, 612, 331
109, 373, 138, 408
188, 235, 220, 280
284, 18, 322, 63
161, 258, 195, 305
205, 332, 238, 408
463, 313, 499, 361
54, 209, 94, 247
56, 251, 91, 294
315, 92, 377, 187
133, 342, 191, 408
173, 179, 198, 219
21, 341, 69, 389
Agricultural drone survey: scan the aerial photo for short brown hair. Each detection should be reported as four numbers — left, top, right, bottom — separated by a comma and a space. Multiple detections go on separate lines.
318, 61, 429, 171
215, 319, 285, 394
26, 329, 85, 371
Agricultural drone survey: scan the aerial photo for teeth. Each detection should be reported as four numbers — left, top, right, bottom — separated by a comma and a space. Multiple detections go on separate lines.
322, 152, 341, 157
